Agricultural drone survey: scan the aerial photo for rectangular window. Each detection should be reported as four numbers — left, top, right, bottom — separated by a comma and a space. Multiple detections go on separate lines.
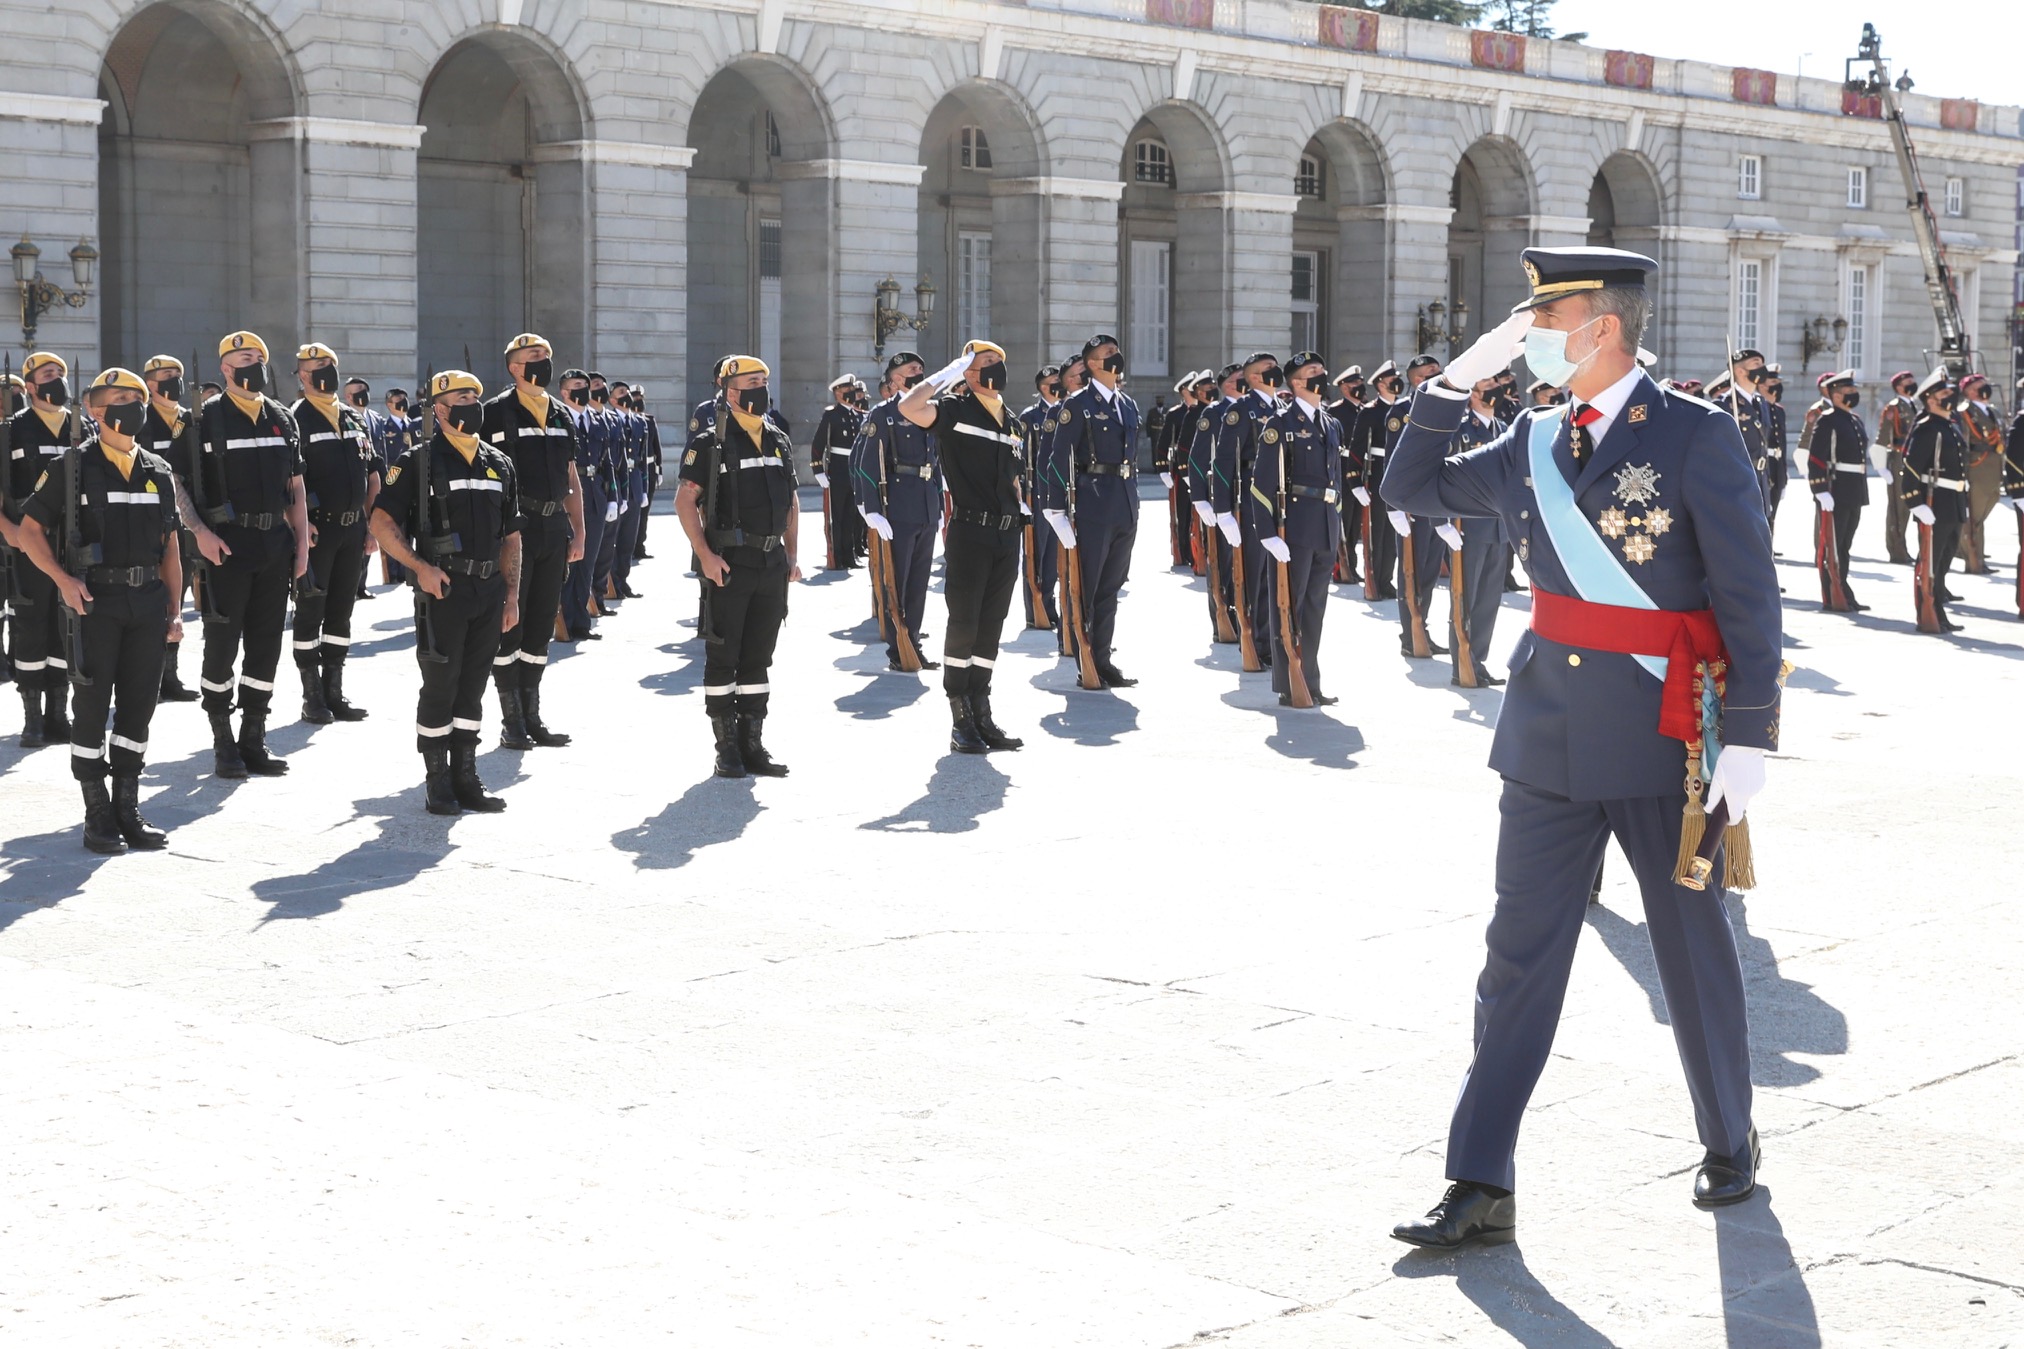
758, 218, 782, 378
1734, 257, 1762, 352
959, 126, 992, 172
1295, 155, 1324, 199
764, 112, 781, 160
1133, 140, 1171, 186
1846, 166, 1867, 209
1737, 154, 1761, 201
1129, 240, 1171, 378
1944, 176, 1964, 217
1291, 251, 1320, 354
957, 231, 992, 341
1845, 263, 1869, 378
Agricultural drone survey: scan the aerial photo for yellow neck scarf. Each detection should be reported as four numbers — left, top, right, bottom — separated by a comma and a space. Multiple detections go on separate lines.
151, 396, 184, 437
228, 388, 265, 421
975, 390, 1005, 423
516, 386, 550, 424
100, 437, 139, 480
441, 422, 480, 464
731, 406, 768, 444
33, 405, 66, 438
303, 392, 342, 425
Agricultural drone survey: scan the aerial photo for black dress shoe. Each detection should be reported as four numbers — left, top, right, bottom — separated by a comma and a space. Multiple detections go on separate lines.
1693, 1128, 1760, 1208
1096, 665, 1138, 688
1427, 639, 1449, 656
1392, 1181, 1516, 1250
1376, 585, 1399, 600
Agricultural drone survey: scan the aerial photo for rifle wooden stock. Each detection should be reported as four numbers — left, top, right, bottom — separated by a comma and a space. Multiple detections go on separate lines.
868, 520, 886, 626
1815, 503, 1850, 611
1204, 529, 1237, 643
1021, 519, 1053, 630
821, 482, 836, 570
1449, 523, 1477, 687
1062, 538, 1101, 690
1400, 520, 1431, 657
872, 531, 922, 671
1230, 532, 1262, 672
1913, 520, 1941, 634
1274, 545, 1312, 708
1167, 477, 1181, 566
1360, 495, 1378, 600
1190, 514, 1206, 577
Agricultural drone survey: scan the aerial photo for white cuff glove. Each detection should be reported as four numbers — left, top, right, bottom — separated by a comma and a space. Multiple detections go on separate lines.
1216, 512, 1242, 547
1388, 510, 1411, 536
1814, 492, 1833, 511
1044, 509, 1077, 550
815, 472, 830, 489
1193, 500, 1216, 526
925, 352, 975, 393
604, 501, 620, 522
1705, 745, 1766, 823
619, 501, 630, 515
1436, 523, 1464, 551
1441, 310, 1534, 391
1910, 503, 1936, 527
1261, 536, 1291, 565
865, 511, 895, 542
1018, 498, 1032, 517
1352, 487, 1371, 507
1159, 472, 1174, 490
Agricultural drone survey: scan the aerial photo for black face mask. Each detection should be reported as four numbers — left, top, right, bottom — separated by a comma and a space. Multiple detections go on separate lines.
902, 373, 924, 390
591, 388, 608, 405
348, 389, 369, 408
736, 386, 770, 416
102, 400, 146, 437
1259, 366, 1284, 389
391, 400, 408, 416
1934, 396, 1957, 414
158, 376, 184, 402
1380, 379, 1402, 398
1300, 375, 1326, 395
232, 363, 266, 394
565, 387, 589, 406
1045, 384, 1063, 401
977, 363, 1007, 392
1745, 368, 1767, 384
444, 402, 484, 435
36, 376, 69, 408
522, 358, 553, 389
310, 365, 341, 395
1101, 353, 1125, 375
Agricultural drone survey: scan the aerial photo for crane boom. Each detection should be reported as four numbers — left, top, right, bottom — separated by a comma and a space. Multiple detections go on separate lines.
1845, 23, 1970, 377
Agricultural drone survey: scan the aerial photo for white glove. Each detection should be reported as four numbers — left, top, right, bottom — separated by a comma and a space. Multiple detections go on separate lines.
1018, 498, 1032, 517
1910, 504, 1935, 527
1193, 499, 1215, 526
1814, 492, 1833, 511
925, 352, 975, 393
1388, 510, 1411, 536
604, 501, 620, 522
1216, 512, 1241, 547
1441, 310, 1534, 392
815, 472, 830, 489
1705, 744, 1766, 823
1436, 523, 1464, 551
1159, 472, 1173, 489
865, 511, 895, 542
1044, 509, 1077, 549
1261, 536, 1291, 564
1352, 487, 1371, 507
619, 501, 630, 515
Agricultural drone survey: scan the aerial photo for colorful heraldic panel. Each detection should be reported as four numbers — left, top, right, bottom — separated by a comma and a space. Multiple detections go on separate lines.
1146, 0, 1213, 30
1732, 68, 1778, 106
1841, 89, 1883, 119
1318, 7, 1379, 53
1604, 50, 1653, 91
1940, 99, 1979, 132
1471, 30, 1525, 74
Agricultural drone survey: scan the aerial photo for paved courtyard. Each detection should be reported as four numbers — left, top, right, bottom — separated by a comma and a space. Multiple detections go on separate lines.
2, 487, 2021, 1347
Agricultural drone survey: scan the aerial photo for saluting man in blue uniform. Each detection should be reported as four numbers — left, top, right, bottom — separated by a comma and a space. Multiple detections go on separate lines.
1381, 247, 1784, 1249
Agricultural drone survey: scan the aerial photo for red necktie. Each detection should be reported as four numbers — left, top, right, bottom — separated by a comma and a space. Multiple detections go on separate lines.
1570, 402, 1603, 464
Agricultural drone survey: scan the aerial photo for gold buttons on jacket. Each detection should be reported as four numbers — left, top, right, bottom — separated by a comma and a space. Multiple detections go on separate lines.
1567, 653, 1582, 667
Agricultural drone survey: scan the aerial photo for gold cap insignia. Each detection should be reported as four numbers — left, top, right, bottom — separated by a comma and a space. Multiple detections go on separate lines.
1524, 259, 1541, 289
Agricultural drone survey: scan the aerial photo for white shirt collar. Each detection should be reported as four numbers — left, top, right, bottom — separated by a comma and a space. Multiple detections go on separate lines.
1471, 407, 1496, 428
1571, 365, 1644, 443
1294, 398, 1320, 421
1089, 380, 1117, 403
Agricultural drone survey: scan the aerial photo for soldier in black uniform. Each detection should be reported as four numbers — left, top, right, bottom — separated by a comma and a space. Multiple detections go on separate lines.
1350, 361, 1405, 600
1252, 352, 1344, 706
367, 371, 519, 814
1806, 370, 1870, 612
1713, 348, 1773, 517
1447, 375, 1510, 684
1190, 363, 1246, 638
899, 340, 1026, 752
136, 355, 210, 703
1900, 368, 1971, 632
812, 374, 867, 570
11, 369, 182, 852
289, 343, 380, 723
5, 353, 79, 745
1018, 366, 1063, 631
482, 333, 583, 751
0, 372, 19, 696
1763, 367, 1789, 535
194, 331, 310, 778
1325, 365, 1366, 586
677, 356, 801, 779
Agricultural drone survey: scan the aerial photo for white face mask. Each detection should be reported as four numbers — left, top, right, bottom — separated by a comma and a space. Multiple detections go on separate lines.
1523, 316, 1604, 388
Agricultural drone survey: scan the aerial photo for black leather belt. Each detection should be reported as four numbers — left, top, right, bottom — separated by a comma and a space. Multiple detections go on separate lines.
1083, 462, 1136, 478
312, 508, 363, 526
708, 529, 784, 552
238, 512, 285, 530
896, 463, 934, 480
520, 496, 566, 516
441, 556, 499, 578
1287, 484, 1340, 504
952, 507, 1020, 531
86, 565, 157, 586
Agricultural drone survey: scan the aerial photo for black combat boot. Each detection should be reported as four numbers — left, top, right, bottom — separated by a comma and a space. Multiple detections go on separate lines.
450, 742, 506, 812
158, 642, 198, 702
111, 774, 168, 850
209, 710, 247, 779
522, 672, 571, 747
323, 654, 368, 721
80, 777, 128, 856
710, 713, 746, 779
949, 695, 989, 755
969, 692, 1023, 751
19, 688, 47, 749
237, 707, 289, 775
299, 664, 334, 724
422, 743, 461, 816
44, 682, 71, 742
496, 675, 533, 750
738, 715, 788, 777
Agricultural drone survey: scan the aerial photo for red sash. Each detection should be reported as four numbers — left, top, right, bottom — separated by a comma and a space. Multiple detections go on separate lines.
1530, 587, 1726, 744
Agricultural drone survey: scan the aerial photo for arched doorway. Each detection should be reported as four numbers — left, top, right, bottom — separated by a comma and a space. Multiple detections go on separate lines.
96, 1, 301, 369
1446, 137, 1535, 355
1294, 120, 1390, 369
915, 84, 1046, 367
1588, 151, 1664, 252
686, 58, 834, 422
1119, 105, 1229, 382
416, 33, 587, 379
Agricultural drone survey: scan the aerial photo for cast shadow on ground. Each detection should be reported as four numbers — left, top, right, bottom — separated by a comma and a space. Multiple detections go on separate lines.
1217, 689, 1363, 769
1780, 665, 1850, 697
1587, 893, 1846, 1088
1035, 683, 1139, 746
834, 671, 930, 720
613, 776, 761, 870
640, 637, 706, 698
0, 827, 121, 932
861, 753, 1010, 834
1715, 1189, 1822, 1348
250, 786, 459, 925
1392, 1241, 1618, 1347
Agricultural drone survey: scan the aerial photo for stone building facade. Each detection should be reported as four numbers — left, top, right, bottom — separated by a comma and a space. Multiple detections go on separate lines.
2, 0, 2018, 429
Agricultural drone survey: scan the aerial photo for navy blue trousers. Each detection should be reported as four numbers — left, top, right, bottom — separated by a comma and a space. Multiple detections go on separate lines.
1446, 778, 1754, 1192
884, 521, 934, 664
563, 479, 609, 634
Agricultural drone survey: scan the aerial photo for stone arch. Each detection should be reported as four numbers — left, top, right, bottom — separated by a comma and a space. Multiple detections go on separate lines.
915, 80, 1049, 365
1444, 135, 1538, 353
686, 54, 838, 418
1588, 149, 1665, 249
1294, 118, 1392, 369
416, 28, 591, 379
95, 0, 305, 370
1119, 100, 1233, 380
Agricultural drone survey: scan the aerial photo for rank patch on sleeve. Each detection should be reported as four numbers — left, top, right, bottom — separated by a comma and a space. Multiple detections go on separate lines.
384, 466, 401, 485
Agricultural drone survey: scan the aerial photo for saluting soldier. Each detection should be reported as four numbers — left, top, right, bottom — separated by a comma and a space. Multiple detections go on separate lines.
1018, 365, 1063, 632
1447, 374, 1510, 685
1899, 368, 1971, 632
1041, 334, 1142, 688
194, 332, 310, 778
812, 373, 867, 571
5, 353, 79, 745
1251, 351, 1343, 706
368, 371, 518, 815
136, 354, 211, 704
899, 340, 1027, 753
1349, 361, 1407, 600
1876, 370, 1920, 564
289, 343, 379, 724
1385, 246, 1780, 1248
1325, 365, 1367, 586
11, 369, 182, 852
482, 333, 583, 751
852, 351, 942, 670
1806, 370, 1870, 612
1958, 373, 2005, 575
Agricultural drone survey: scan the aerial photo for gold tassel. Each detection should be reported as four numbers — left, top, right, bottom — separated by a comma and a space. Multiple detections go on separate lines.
1674, 794, 1706, 886
1723, 817, 1756, 891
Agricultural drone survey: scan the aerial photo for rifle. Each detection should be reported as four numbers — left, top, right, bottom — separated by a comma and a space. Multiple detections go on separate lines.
868, 412, 922, 671
1359, 483, 1378, 600
1811, 419, 1852, 612
182, 346, 231, 623
59, 380, 97, 687
1227, 413, 1263, 671
819, 428, 837, 571
1060, 409, 1100, 690
411, 368, 449, 663
1273, 435, 1312, 708
1449, 519, 1479, 686
1399, 515, 1432, 658
1203, 524, 1236, 643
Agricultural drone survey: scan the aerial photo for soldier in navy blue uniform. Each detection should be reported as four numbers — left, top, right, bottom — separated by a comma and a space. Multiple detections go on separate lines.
851, 351, 942, 671
1041, 334, 1141, 688
587, 373, 624, 614
1208, 352, 1287, 661
632, 384, 664, 562
1805, 370, 1870, 612
609, 380, 648, 599
1445, 375, 1510, 685
341, 377, 388, 601
1710, 349, 1774, 518
1152, 371, 1196, 571
557, 368, 608, 641
1018, 366, 1063, 631
1386, 354, 1453, 659
376, 387, 415, 586
1251, 352, 1342, 705
1762, 367, 1789, 533
812, 374, 867, 571
1383, 247, 1781, 1249
289, 343, 380, 724
482, 333, 584, 751
1899, 368, 1971, 632
1325, 365, 1367, 586
1349, 361, 1406, 600
1189, 363, 1245, 640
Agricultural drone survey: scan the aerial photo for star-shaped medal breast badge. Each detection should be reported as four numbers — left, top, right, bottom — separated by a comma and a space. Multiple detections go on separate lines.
1598, 506, 1629, 539
1614, 462, 1662, 506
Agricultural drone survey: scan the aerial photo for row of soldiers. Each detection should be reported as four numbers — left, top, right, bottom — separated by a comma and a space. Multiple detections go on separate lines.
0, 332, 666, 850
